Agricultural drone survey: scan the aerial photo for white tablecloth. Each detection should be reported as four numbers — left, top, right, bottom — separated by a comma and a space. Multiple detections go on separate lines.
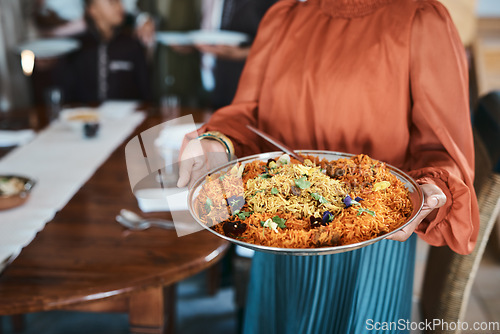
0, 103, 145, 268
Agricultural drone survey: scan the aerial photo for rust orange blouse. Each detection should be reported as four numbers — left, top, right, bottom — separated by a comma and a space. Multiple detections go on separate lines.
202, 0, 479, 255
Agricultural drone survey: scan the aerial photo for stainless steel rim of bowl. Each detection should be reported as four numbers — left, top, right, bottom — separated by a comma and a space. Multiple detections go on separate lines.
188, 150, 424, 256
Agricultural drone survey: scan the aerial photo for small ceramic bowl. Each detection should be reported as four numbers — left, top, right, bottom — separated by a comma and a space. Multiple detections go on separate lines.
0, 175, 36, 210
60, 108, 100, 131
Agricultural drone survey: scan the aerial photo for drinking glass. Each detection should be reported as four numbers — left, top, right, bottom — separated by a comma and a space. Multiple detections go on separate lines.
160, 94, 181, 121
44, 87, 63, 123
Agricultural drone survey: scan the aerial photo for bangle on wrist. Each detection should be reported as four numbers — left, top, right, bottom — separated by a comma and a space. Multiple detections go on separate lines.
197, 131, 234, 160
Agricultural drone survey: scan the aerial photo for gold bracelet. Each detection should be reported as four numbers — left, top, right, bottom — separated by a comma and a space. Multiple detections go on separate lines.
197, 131, 235, 160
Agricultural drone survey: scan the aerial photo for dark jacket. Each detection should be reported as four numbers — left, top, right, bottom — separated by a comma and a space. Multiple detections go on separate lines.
56, 21, 150, 104
211, 0, 278, 109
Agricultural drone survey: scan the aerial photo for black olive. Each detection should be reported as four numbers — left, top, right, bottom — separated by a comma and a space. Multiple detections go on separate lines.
222, 220, 247, 237
310, 216, 322, 229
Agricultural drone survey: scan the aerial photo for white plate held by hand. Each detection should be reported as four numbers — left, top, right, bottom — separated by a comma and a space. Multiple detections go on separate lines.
156, 31, 192, 46
188, 30, 249, 46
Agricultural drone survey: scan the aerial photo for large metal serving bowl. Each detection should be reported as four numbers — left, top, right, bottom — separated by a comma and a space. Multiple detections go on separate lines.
188, 151, 424, 256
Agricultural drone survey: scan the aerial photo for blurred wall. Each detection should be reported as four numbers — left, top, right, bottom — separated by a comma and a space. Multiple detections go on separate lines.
438, 0, 478, 47
0, 0, 34, 112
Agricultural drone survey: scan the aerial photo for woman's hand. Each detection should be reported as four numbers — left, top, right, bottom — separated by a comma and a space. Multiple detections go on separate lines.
194, 44, 251, 61
177, 139, 228, 189
386, 183, 446, 242
170, 45, 196, 54
134, 14, 156, 47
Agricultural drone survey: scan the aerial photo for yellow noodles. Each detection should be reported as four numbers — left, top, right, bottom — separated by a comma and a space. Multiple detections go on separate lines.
195, 154, 413, 248
245, 161, 346, 219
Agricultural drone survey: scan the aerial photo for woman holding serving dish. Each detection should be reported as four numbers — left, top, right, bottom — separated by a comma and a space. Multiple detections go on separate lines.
178, 0, 479, 332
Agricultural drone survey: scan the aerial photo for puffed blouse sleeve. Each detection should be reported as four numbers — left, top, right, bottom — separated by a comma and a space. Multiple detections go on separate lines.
408, 0, 479, 255
198, 0, 297, 157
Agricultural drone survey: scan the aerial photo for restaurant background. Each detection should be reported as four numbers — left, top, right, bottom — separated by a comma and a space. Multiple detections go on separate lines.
0, 0, 499, 333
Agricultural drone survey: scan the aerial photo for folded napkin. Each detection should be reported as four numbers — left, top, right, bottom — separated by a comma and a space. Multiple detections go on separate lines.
134, 186, 204, 237
0, 130, 35, 147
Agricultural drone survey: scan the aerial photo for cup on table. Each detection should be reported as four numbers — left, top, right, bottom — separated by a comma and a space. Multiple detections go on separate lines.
160, 95, 180, 121
44, 87, 63, 123
83, 122, 100, 138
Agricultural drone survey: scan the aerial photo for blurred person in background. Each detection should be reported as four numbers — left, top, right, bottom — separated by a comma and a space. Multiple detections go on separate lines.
33, 0, 156, 48
161, 0, 277, 110
28, 0, 155, 106
52, 0, 150, 104
195, 0, 278, 109
152, 0, 201, 108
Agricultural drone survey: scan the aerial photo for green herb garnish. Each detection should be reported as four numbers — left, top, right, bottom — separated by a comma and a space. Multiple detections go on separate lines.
311, 192, 329, 204
294, 176, 311, 190
261, 217, 282, 233
234, 210, 253, 220
271, 215, 287, 228
271, 187, 279, 195
278, 156, 289, 165
251, 189, 265, 197
357, 208, 376, 217
261, 173, 271, 179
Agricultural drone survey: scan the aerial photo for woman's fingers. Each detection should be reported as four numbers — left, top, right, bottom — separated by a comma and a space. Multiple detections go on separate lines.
421, 184, 447, 209
177, 139, 228, 188
135, 17, 155, 47
386, 183, 446, 242
170, 45, 195, 54
177, 156, 198, 188
177, 139, 204, 188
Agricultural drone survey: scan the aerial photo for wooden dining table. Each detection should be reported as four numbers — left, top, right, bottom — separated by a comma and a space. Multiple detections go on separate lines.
0, 106, 229, 334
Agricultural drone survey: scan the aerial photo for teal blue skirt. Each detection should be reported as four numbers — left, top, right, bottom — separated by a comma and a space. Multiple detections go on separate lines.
242, 235, 417, 334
